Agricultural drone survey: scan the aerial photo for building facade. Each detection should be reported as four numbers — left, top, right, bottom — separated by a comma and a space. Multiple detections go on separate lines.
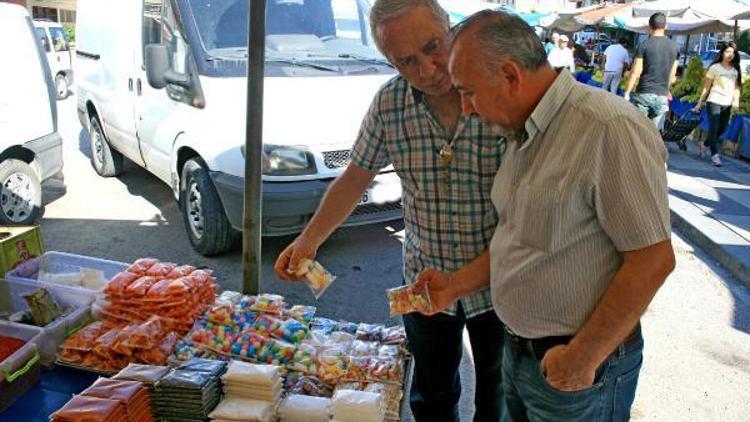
0, 0, 76, 24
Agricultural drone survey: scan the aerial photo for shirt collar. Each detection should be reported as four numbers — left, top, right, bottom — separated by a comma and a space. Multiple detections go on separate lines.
523, 69, 575, 145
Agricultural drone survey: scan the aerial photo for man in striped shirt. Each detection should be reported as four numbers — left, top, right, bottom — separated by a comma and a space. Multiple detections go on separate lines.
274, 1, 507, 420
418, 10, 676, 421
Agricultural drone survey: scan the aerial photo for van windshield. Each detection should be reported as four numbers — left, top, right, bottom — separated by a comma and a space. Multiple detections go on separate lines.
187, 0, 385, 62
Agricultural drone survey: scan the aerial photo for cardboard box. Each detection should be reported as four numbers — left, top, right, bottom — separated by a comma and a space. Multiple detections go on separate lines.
0, 226, 43, 276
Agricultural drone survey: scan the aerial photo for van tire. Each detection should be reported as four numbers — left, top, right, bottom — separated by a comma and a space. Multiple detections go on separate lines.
55, 74, 69, 100
0, 160, 42, 225
180, 158, 234, 256
89, 116, 123, 177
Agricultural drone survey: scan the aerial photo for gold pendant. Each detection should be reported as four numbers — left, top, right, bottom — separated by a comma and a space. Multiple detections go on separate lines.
439, 144, 453, 166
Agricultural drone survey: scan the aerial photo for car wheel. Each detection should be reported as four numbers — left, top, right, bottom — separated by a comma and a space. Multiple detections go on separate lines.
181, 158, 235, 256
0, 160, 41, 225
89, 116, 123, 177
55, 74, 69, 100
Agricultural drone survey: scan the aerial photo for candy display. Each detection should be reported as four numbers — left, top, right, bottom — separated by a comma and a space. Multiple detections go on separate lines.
293, 259, 336, 300
386, 284, 432, 316
251, 314, 308, 344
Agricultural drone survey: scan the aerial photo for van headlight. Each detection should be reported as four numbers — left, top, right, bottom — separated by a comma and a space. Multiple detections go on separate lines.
262, 145, 317, 176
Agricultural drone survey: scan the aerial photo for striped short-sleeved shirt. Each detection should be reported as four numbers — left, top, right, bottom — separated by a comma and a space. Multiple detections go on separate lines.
490, 70, 671, 338
351, 76, 507, 318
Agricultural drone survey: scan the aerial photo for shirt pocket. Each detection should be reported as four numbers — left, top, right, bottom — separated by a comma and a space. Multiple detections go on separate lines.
516, 185, 561, 252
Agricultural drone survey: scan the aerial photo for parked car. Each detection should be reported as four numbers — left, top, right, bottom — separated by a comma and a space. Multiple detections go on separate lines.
0, 4, 64, 225
700, 49, 750, 76
76, 0, 402, 256
33, 19, 74, 100
574, 30, 610, 46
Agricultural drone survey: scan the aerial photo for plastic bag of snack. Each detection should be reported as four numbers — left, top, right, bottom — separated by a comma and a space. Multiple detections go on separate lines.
145, 262, 177, 277
145, 277, 191, 299
136, 331, 179, 365
111, 324, 139, 356
248, 293, 286, 315
309, 317, 338, 334
104, 271, 140, 295
380, 325, 407, 346
355, 323, 385, 342
368, 356, 402, 383
291, 259, 336, 300
58, 348, 84, 364
125, 276, 159, 296
62, 321, 107, 351
289, 375, 334, 398
285, 305, 316, 324
387, 284, 432, 316
216, 290, 242, 306
349, 340, 379, 357
93, 328, 120, 359
206, 303, 234, 325
124, 316, 164, 349
166, 264, 196, 279
338, 321, 359, 335
126, 258, 159, 275
288, 342, 318, 374
189, 269, 214, 284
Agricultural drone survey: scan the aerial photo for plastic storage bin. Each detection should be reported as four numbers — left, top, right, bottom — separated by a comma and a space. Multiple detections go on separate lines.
0, 279, 91, 366
4, 251, 128, 306
0, 321, 43, 412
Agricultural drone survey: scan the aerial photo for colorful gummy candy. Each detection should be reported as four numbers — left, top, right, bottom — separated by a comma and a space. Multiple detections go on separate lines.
387, 285, 432, 316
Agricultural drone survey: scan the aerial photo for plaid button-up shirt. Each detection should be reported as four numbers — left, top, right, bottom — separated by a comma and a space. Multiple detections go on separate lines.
351, 76, 507, 318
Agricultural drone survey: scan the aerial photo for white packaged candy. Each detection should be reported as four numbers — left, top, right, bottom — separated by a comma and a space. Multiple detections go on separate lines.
292, 259, 336, 300
222, 360, 281, 386
209, 397, 273, 422
278, 394, 330, 422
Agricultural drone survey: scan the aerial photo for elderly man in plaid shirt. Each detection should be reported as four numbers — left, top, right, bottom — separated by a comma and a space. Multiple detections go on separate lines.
274, 0, 507, 420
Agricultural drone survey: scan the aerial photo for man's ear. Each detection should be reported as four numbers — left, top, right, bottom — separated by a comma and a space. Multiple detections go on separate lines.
500, 61, 523, 96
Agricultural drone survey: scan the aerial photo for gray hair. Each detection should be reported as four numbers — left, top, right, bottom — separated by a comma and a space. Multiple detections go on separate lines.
453, 10, 548, 75
369, 0, 449, 52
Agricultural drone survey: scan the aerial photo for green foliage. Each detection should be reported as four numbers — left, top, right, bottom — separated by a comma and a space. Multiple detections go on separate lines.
63, 24, 75, 43
738, 30, 750, 56
672, 57, 705, 103
739, 77, 750, 115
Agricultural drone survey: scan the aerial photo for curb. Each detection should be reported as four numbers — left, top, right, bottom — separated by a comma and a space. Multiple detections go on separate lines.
670, 208, 750, 288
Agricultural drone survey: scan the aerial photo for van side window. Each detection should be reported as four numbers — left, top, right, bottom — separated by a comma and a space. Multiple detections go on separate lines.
48, 27, 69, 52
143, 0, 189, 74
35, 28, 50, 53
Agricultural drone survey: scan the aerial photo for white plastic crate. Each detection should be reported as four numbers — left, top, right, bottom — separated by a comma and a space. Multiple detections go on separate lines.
0, 321, 43, 412
0, 279, 91, 366
4, 251, 128, 306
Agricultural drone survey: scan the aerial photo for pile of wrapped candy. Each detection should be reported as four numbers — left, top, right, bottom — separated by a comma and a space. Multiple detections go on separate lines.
102, 258, 217, 334
58, 316, 182, 372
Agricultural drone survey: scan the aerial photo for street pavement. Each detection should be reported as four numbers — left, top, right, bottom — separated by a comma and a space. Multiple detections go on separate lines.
34, 93, 750, 421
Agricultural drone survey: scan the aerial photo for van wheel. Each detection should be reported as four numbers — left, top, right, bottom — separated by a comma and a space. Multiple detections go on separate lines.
181, 158, 234, 256
89, 116, 123, 177
0, 160, 41, 225
55, 74, 69, 100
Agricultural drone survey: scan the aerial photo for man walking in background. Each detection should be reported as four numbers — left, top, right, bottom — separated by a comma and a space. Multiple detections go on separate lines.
603, 38, 630, 94
623, 12, 679, 128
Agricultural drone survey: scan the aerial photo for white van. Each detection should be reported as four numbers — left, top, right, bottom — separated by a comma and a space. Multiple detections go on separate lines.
33, 20, 74, 100
76, 0, 402, 256
0, 4, 64, 225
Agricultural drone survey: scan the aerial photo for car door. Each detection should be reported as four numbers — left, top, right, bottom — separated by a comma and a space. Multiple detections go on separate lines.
48, 26, 72, 72
135, 0, 193, 184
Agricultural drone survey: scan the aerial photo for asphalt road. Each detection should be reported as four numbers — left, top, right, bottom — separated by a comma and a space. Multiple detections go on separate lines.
37, 92, 750, 421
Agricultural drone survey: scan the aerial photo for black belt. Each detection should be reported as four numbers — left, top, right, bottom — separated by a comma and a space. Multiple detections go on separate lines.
504, 325, 641, 361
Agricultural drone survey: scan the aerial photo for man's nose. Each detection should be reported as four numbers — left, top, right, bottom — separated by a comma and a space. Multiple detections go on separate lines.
417, 55, 437, 79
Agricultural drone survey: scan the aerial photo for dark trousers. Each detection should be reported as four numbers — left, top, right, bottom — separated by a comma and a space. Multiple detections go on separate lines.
403, 304, 506, 422
705, 102, 732, 155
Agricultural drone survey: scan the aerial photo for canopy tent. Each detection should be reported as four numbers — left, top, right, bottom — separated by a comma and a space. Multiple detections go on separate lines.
631, 0, 750, 20
540, 3, 631, 32
439, 0, 549, 26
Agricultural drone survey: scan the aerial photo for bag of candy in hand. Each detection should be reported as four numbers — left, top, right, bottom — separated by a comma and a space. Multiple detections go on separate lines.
386, 284, 432, 316
290, 259, 336, 300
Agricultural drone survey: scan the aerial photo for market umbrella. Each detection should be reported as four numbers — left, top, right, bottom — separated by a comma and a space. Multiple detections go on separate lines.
242, 0, 266, 294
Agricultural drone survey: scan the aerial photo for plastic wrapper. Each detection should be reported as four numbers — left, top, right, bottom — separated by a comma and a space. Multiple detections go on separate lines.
380, 325, 407, 346
285, 305, 316, 324
356, 323, 385, 342
387, 284, 432, 316
22, 288, 62, 326
126, 258, 160, 275
62, 321, 107, 352
222, 359, 279, 386
252, 314, 308, 344
231, 330, 296, 366
292, 259, 336, 299
288, 342, 318, 374
216, 290, 242, 306
135, 332, 180, 366
317, 345, 349, 382
145, 277, 192, 298
187, 319, 238, 355
288, 375, 334, 397
247, 293, 286, 315
145, 262, 177, 277
331, 389, 384, 421
166, 264, 196, 279
126, 276, 159, 296
338, 321, 359, 335
310, 317, 338, 334
111, 324, 139, 355
349, 340, 379, 357
206, 303, 235, 326
81, 267, 107, 290
368, 356, 402, 383
124, 316, 164, 350
209, 397, 272, 422
178, 357, 228, 377
104, 271, 141, 294
51, 395, 125, 421
279, 394, 331, 422
377, 344, 401, 358
93, 328, 120, 359
114, 363, 171, 385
